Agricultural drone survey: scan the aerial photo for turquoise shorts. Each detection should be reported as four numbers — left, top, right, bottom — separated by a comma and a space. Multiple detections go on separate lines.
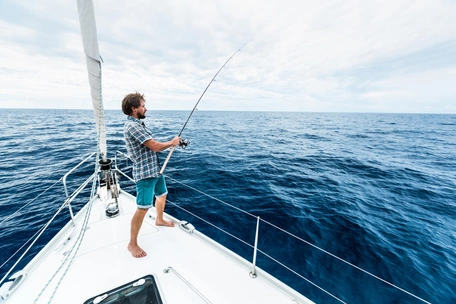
136, 175, 168, 209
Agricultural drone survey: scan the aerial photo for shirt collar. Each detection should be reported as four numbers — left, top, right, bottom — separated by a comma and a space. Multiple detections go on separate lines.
127, 115, 142, 123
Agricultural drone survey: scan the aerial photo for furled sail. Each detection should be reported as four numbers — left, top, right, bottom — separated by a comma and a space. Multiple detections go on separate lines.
77, 0, 107, 159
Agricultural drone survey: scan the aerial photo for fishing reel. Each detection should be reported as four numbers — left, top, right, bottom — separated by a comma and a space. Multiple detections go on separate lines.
179, 138, 190, 149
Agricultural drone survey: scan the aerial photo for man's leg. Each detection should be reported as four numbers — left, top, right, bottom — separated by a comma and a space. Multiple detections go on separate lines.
155, 194, 175, 227
154, 175, 174, 227
128, 208, 148, 258
128, 178, 154, 258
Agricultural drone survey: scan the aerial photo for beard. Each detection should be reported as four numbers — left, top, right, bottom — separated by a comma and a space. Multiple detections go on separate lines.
137, 112, 146, 119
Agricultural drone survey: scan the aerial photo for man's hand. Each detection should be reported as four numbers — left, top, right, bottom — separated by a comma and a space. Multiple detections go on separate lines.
170, 136, 181, 147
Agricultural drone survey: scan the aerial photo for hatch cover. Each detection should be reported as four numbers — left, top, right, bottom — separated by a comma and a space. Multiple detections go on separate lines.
84, 274, 163, 304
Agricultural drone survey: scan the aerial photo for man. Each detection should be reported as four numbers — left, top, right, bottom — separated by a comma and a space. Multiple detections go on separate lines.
122, 92, 180, 258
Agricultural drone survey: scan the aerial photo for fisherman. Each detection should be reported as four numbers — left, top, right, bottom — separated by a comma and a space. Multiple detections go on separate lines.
122, 92, 180, 258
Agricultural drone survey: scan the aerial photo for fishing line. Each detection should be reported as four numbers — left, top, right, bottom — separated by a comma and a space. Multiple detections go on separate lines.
160, 41, 251, 174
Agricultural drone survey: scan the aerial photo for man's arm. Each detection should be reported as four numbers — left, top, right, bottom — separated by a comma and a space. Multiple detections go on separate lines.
143, 136, 180, 152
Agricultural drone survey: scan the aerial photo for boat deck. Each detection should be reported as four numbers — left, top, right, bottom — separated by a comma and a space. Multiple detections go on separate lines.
3, 189, 313, 304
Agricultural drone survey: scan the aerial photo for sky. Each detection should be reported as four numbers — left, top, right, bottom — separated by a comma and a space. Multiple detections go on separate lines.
0, 0, 455, 113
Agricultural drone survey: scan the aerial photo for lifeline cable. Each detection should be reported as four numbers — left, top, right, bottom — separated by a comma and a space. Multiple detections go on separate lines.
165, 176, 431, 304
160, 41, 251, 174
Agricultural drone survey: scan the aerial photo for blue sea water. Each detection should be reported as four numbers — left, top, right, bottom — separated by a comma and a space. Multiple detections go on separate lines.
0, 108, 455, 303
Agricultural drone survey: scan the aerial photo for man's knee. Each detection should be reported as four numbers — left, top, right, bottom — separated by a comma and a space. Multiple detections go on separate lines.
155, 194, 167, 201
136, 208, 149, 215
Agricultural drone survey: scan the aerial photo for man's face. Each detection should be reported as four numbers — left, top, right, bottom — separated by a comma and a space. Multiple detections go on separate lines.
135, 100, 147, 119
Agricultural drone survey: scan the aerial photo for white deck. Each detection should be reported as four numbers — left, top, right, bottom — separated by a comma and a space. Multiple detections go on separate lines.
2, 188, 313, 304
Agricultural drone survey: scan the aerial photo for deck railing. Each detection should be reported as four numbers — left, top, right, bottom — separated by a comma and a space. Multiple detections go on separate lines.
1, 151, 430, 304
113, 150, 431, 304
0, 152, 97, 287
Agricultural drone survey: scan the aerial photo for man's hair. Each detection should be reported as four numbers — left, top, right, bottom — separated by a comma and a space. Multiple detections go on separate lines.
121, 92, 145, 115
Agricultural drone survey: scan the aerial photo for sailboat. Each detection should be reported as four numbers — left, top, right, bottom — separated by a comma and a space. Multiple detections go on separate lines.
0, 1, 434, 303
0, 1, 314, 303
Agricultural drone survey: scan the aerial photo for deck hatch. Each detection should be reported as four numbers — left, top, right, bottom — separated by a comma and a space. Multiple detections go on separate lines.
83, 274, 163, 304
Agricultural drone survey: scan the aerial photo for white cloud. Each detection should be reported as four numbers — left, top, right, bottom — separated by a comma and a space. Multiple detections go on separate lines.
360, 67, 456, 113
0, 0, 455, 113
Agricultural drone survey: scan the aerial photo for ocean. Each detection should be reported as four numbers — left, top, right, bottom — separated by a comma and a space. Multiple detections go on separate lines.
0, 108, 454, 303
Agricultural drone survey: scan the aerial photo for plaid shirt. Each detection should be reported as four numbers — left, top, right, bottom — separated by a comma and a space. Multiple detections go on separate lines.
123, 116, 161, 181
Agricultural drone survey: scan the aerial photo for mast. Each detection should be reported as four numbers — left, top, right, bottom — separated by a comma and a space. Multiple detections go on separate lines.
77, 0, 107, 160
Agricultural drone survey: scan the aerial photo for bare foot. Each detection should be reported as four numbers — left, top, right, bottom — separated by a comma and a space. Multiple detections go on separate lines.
155, 219, 175, 227
128, 243, 147, 258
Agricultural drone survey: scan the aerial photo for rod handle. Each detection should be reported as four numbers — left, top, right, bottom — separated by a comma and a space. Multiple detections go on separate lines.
159, 146, 176, 174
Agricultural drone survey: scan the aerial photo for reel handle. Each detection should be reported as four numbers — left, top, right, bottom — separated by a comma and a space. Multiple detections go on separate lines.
159, 138, 189, 174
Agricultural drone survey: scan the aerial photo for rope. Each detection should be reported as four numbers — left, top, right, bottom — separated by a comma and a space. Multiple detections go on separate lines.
33, 157, 98, 302
45, 194, 95, 303
166, 177, 431, 304
32, 172, 96, 303
37, 60, 104, 304
0, 201, 68, 287
0, 157, 95, 286
32, 196, 94, 304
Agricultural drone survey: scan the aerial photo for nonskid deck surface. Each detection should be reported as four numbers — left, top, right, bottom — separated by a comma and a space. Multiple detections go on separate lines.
4, 191, 313, 304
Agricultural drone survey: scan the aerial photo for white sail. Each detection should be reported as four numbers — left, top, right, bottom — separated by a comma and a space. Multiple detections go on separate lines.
77, 0, 107, 159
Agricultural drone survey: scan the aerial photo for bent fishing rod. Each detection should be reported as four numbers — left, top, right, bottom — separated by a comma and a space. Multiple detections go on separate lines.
160, 41, 250, 174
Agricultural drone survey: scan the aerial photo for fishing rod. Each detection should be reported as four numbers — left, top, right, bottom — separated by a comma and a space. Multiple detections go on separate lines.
160, 41, 250, 174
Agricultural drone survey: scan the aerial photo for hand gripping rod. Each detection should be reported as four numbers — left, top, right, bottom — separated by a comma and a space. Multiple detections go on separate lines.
159, 42, 250, 174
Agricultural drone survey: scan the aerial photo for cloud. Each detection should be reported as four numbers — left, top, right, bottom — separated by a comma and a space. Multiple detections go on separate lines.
0, 0, 455, 113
